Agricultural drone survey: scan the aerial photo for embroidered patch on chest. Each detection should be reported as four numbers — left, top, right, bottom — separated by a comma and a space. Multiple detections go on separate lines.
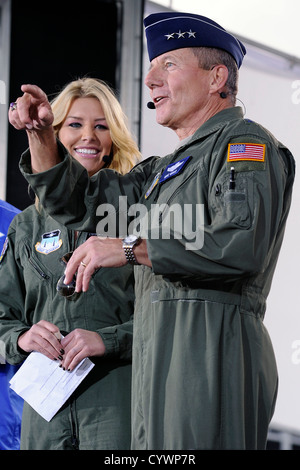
159, 156, 192, 184
0, 237, 8, 263
35, 230, 62, 255
227, 143, 266, 162
145, 172, 161, 199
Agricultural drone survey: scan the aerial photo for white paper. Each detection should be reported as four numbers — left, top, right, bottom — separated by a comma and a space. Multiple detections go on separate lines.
9, 351, 94, 421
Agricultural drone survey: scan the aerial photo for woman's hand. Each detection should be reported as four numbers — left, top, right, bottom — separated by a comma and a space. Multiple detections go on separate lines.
17, 320, 63, 361
8, 84, 54, 131
17, 320, 106, 371
60, 329, 106, 371
8, 84, 60, 173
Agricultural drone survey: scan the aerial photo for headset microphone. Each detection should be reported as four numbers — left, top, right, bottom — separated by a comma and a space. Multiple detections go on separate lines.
147, 101, 156, 109
102, 153, 113, 167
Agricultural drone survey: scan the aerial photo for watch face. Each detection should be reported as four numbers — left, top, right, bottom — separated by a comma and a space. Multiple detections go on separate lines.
125, 234, 138, 244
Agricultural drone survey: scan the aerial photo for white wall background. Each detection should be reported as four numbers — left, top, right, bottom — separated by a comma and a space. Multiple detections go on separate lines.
239, 63, 300, 433
141, 0, 300, 433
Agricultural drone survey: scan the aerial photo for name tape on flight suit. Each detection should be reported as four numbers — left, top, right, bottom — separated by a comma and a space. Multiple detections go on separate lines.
145, 156, 192, 199
159, 156, 192, 184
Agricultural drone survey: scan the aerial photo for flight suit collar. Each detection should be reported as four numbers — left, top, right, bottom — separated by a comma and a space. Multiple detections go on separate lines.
177, 106, 244, 151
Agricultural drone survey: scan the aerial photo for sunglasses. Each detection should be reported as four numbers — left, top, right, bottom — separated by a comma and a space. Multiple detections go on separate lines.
56, 252, 80, 300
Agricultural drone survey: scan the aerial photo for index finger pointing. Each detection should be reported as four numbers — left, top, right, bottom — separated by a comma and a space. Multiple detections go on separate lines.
20, 84, 48, 102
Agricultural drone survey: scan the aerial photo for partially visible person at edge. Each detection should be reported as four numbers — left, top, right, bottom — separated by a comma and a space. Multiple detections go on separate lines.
0, 199, 23, 450
9, 13, 295, 450
1, 77, 141, 450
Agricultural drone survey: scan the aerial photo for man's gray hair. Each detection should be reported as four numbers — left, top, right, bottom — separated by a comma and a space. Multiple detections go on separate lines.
192, 47, 239, 105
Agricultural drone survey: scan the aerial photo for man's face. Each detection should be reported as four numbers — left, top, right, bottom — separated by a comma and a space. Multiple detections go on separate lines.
145, 48, 212, 135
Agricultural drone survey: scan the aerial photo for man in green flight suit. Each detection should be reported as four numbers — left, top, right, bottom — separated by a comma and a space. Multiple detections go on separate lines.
9, 12, 295, 450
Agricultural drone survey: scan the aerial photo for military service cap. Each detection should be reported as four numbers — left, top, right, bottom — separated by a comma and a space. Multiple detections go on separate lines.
144, 11, 246, 68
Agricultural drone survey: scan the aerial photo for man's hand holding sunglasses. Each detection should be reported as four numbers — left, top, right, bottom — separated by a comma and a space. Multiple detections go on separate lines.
64, 236, 151, 293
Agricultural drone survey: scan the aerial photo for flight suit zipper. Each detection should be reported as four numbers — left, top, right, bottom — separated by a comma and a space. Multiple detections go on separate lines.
25, 244, 50, 280
70, 399, 79, 450
28, 258, 50, 279
67, 229, 85, 450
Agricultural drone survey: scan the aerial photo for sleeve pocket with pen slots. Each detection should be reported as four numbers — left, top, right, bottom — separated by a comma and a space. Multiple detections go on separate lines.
212, 172, 254, 229
223, 188, 250, 227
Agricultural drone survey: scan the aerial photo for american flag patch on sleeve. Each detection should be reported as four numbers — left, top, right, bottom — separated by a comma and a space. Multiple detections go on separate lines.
227, 143, 266, 162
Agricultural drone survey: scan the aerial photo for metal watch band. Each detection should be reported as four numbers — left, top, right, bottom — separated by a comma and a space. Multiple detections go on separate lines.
123, 245, 139, 265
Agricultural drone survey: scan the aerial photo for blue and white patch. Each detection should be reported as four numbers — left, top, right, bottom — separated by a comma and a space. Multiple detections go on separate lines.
159, 156, 191, 184
35, 230, 62, 255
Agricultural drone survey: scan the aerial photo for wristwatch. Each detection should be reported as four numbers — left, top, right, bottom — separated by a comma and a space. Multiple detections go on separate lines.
122, 234, 141, 265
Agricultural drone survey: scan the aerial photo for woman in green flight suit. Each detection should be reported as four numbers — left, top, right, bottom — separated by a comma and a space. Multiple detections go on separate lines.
0, 77, 141, 450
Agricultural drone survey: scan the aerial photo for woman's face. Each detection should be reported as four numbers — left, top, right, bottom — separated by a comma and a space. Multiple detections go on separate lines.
58, 97, 112, 176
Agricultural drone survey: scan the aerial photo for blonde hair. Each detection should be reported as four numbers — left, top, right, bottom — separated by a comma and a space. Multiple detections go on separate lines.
50, 77, 141, 175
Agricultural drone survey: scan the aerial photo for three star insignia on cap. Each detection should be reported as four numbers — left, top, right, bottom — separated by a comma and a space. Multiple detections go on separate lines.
165, 29, 196, 40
